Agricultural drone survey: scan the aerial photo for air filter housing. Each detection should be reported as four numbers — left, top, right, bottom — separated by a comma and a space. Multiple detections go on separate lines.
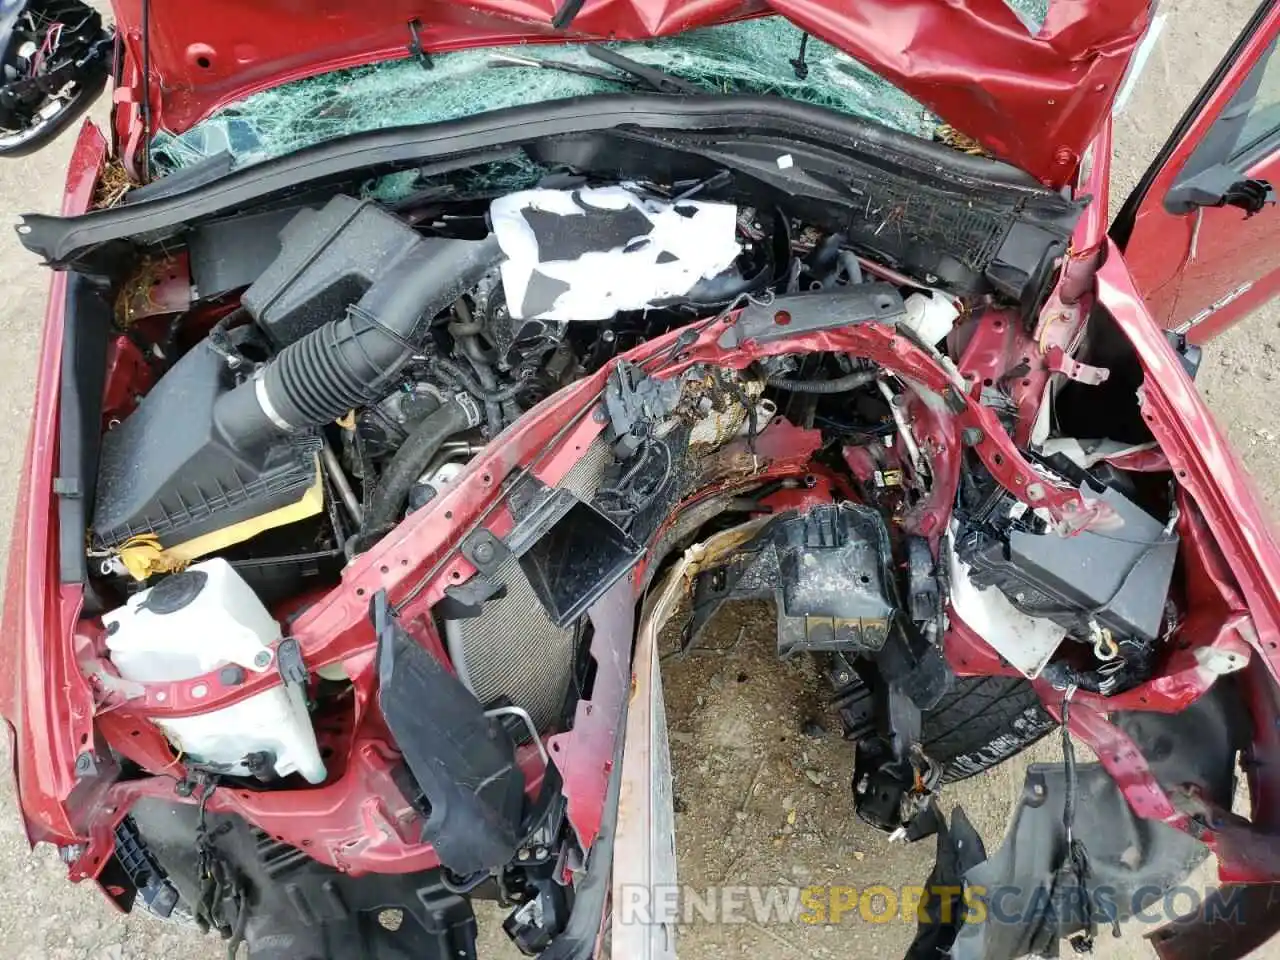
91, 339, 321, 568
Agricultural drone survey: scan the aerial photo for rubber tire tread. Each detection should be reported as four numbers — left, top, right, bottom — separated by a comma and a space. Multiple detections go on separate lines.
921, 675, 1057, 783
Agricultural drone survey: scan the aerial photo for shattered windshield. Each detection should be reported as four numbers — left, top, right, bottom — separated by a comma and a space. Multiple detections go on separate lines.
152, 4, 1051, 182
150, 18, 935, 178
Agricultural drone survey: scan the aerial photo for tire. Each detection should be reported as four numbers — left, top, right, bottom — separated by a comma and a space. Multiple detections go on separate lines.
921, 675, 1057, 783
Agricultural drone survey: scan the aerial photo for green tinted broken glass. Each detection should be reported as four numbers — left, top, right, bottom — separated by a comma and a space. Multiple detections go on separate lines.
150, 18, 937, 178
1006, 0, 1049, 33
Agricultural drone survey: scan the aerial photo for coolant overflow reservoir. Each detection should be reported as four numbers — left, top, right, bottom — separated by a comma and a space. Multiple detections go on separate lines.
104, 558, 326, 783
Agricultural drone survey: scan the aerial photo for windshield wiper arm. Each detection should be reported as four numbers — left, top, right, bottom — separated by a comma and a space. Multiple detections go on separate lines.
551, 0, 586, 30
488, 52, 641, 87
585, 44, 705, 95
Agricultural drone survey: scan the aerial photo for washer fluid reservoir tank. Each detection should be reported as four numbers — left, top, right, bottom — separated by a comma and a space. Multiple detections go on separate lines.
104, 558, 326, 783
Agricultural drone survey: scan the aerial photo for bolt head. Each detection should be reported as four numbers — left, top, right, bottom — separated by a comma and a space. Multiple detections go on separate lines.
473, 541, 495, 563
253, 650, 272, 668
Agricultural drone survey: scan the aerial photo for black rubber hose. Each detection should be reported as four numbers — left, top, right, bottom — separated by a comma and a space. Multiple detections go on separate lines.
675, 262, 770, 306
449, 311, 510, 431
434, 356, 527, 403
214, 236, 501, 448
206, 306, 251, 369
361, 399, 480, 539
462, 350, 503, 434
471, 358, 503, 434
765, 370, 878, 394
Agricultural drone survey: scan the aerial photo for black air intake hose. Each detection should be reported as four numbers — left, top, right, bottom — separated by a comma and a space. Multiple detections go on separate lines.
358, 397, 482, 546
765, 370, 878, 394
214, 235, 502, 448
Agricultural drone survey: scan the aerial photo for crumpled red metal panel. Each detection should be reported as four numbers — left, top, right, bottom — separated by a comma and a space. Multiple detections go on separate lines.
109, 0, 1152, 185
765, 0, 1151, 183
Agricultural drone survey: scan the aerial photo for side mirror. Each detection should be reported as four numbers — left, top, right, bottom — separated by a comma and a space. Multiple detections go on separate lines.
1164, 162, 1276, 217
0, 1, 113, 159
1164, 330, 1204, 380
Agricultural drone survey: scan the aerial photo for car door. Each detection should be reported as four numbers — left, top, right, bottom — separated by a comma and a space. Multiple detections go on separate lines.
1112, 0, 1280, 343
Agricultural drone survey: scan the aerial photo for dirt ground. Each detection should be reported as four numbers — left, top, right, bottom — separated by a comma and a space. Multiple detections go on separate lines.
1, 2, 1279, 958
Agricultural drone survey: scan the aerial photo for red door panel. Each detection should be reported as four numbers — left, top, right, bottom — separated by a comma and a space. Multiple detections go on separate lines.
1115, 2, 1280, 343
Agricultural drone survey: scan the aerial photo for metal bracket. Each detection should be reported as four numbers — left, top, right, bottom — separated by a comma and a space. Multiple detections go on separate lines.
718, 285, 904, 348
275, 638, 307, 687
460, 528, 512, 575
1045, 345, 1109, 385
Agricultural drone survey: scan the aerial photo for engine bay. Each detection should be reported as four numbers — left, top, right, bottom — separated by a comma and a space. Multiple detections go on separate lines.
49, 146, 1210, 956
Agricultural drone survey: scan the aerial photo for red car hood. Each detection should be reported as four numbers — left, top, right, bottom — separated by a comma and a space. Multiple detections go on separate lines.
112, 0, 1153, 187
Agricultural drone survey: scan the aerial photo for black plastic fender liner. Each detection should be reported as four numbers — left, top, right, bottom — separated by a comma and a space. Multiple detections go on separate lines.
930, 680, 1248, 960
947, 762, 1208, 960
123, 797, 480, 960
905, 804, 987, 960
908, 677, 1263, 960
373, 592, 527, 877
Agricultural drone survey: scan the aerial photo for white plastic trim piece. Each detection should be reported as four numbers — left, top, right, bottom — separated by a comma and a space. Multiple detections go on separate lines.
946, 534, 1068, 678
